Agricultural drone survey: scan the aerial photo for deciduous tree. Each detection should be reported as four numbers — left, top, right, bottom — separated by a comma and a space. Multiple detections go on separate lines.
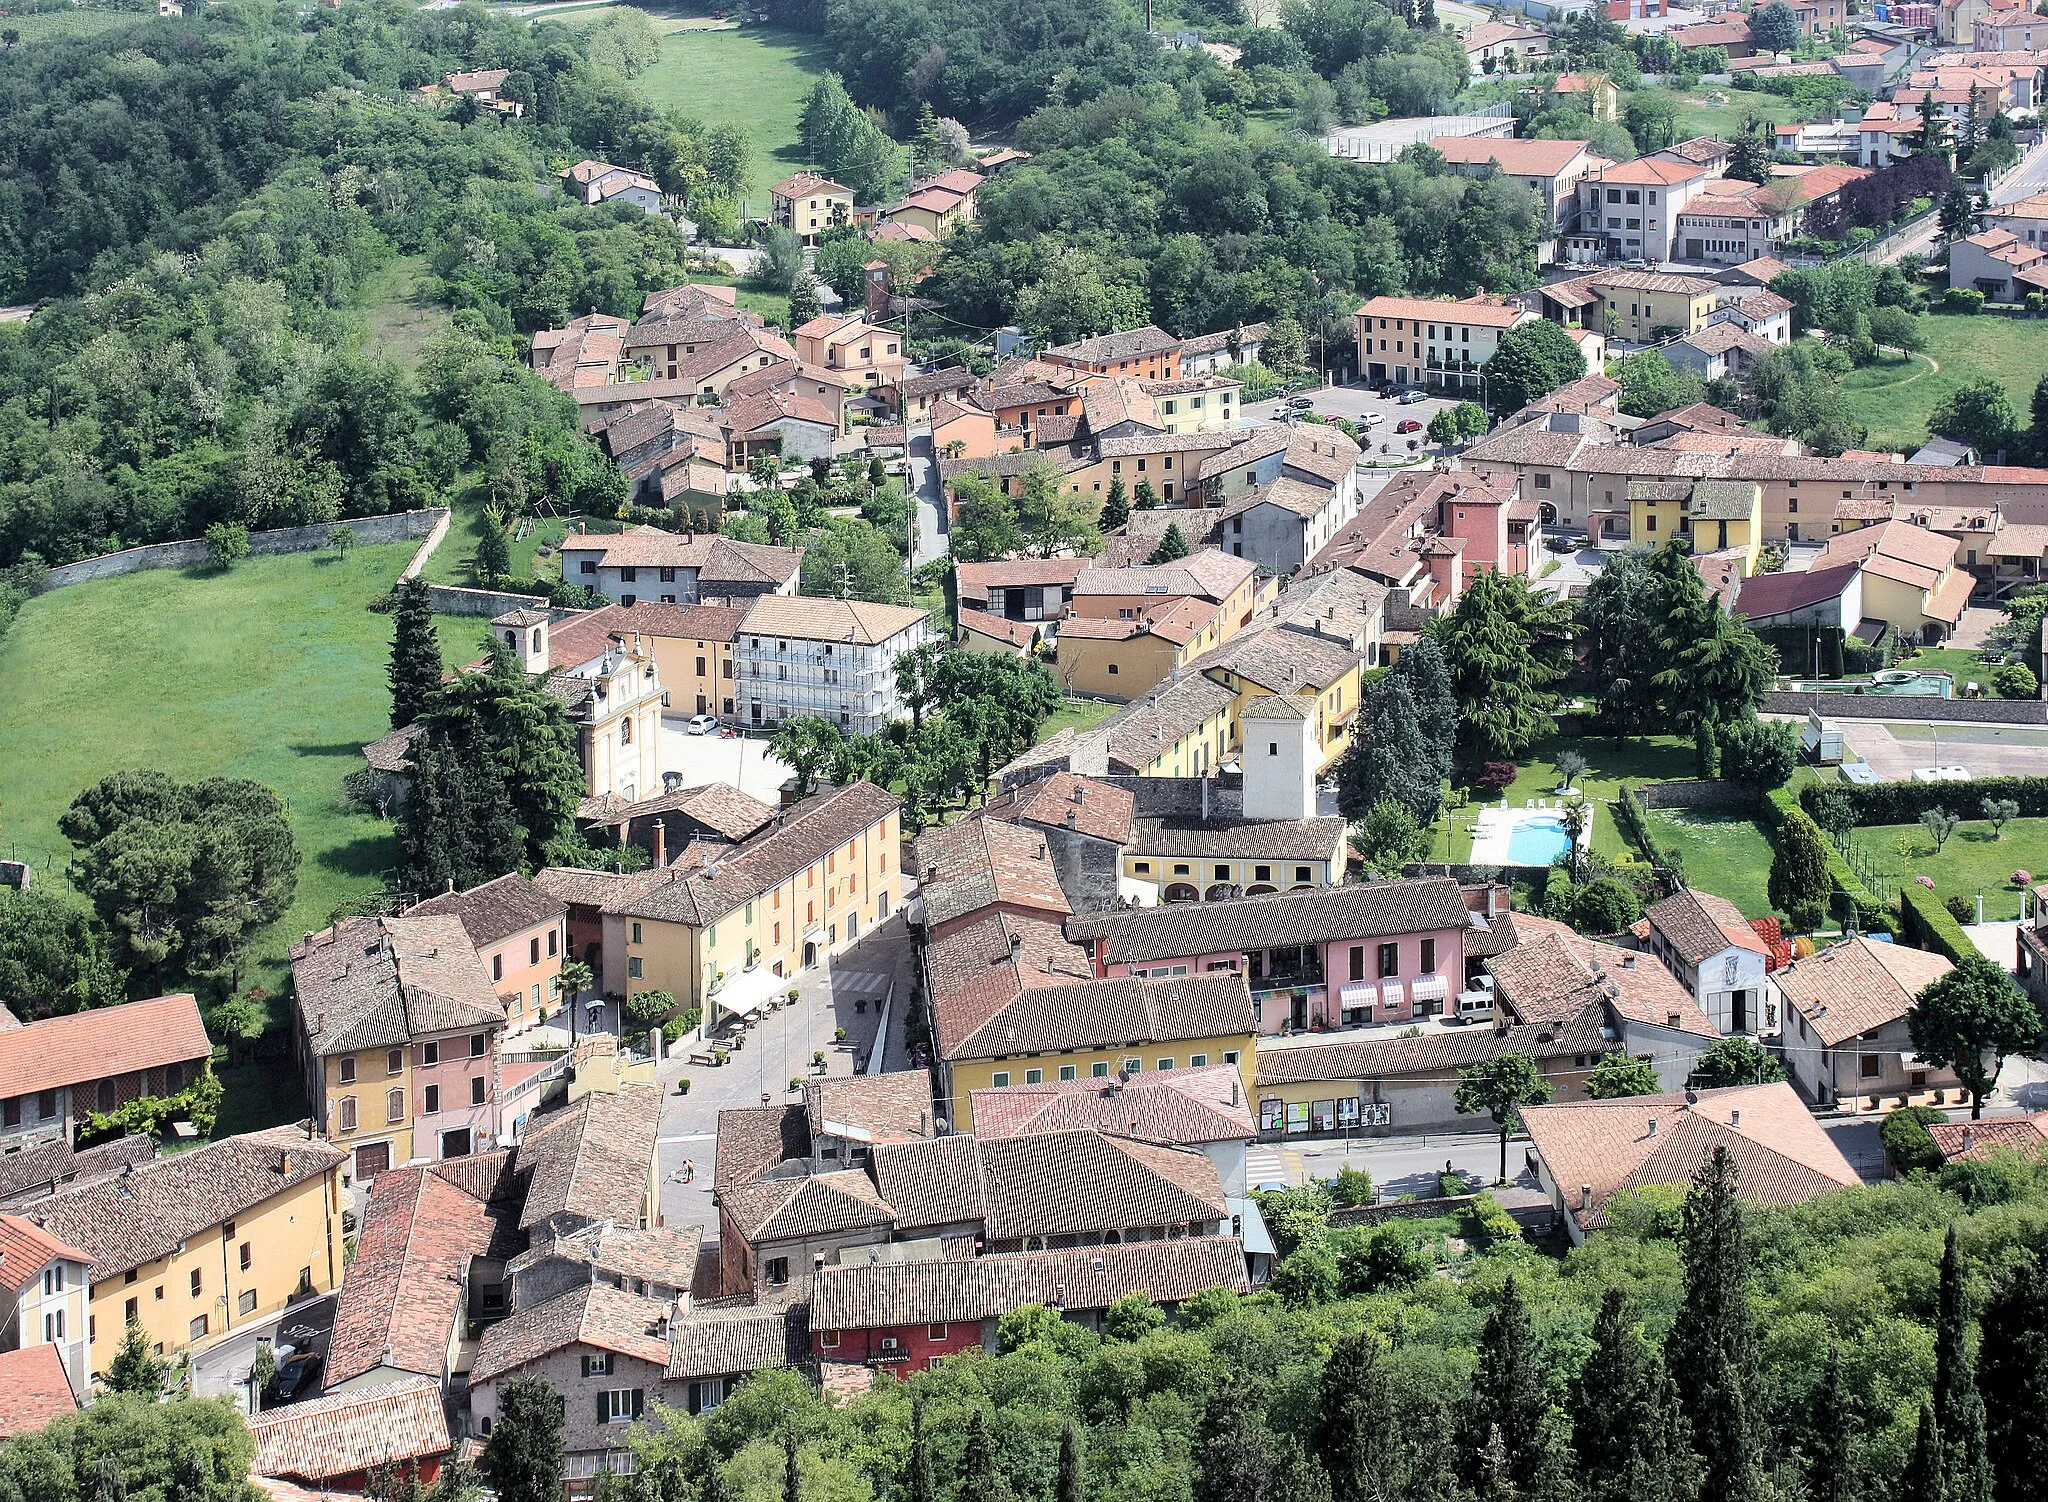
1908, 955, 2044, 1118
1455, 1052, 1552, 1184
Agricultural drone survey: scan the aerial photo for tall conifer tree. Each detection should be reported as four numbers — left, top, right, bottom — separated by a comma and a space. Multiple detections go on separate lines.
386, 576, 441, 730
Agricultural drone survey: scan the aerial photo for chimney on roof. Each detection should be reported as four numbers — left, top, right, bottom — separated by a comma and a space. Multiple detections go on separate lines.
1963, 1127, 1974, 1152
653, 821, 667, 869
279, 1150, 293, 1176
1647, 1117, 1659, 1138
446, 879, 455, 894
1580, 1184, 1592, 1211
1010, 932, 1022, 955
1065, 809, 1077, 829
1074, 785, 1086, 806
1622, 954, 1636, 969
1729, 1109, 1741, 1128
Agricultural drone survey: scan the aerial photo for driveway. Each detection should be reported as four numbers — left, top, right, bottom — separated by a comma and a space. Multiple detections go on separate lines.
187, 1293, 335, 1408
1241, 381, 1462, 462
653, 910, 921, 1247
1837, 720, 2048, 781
658, 721, 794, 803
908, 431, 947, 567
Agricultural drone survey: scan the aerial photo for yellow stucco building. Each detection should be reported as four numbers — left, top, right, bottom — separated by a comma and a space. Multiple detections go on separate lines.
23, 1126, 348, 1373
1629, 479, 1765, 575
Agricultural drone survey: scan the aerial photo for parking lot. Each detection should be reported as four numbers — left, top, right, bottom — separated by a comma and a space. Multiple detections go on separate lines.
656, 718, 794, 803
1241, 380, 1466, 461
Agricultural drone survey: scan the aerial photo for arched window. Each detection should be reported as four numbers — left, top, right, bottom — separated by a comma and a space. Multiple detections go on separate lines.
621, 718, 633, 745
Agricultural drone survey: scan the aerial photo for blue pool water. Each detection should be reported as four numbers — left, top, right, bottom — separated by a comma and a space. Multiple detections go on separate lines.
1505, 814, 1574, 866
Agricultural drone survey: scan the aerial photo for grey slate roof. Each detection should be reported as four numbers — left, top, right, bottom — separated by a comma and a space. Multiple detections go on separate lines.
1126, 815, 1347, 863
1067, 880, 1471, 965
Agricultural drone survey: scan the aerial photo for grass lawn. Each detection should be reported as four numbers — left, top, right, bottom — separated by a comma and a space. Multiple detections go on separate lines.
4, 9, 139, 42
1839, 315, 2048, 452
1893, 645, 2021, 696
1429, 733, 1699, 863
362, 255, 454, 371
1856, 816, 2048, 922
1669, 88, 1797, 142
630, 18, 835, 217
1642, 808, 1777, 917
0, 545, 425, 1124
1035, 697, 1122, 744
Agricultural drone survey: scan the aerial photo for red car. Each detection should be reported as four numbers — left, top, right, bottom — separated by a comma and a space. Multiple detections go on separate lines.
1396, 418, 1423, 433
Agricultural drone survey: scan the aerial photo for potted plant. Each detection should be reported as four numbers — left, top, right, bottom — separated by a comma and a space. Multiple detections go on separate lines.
812, 1049, 827, 1068
788, 987, 801, 1006
789, 1076, 804, 1092
677, 1078, 692, 1095
834, 1026, 847, 1043
713, 1049, 729, 1066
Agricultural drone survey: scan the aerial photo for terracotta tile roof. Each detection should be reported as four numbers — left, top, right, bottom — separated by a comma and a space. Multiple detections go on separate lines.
1043, 326, 1182, 364
714, 1103, 811, 1188
362, 722, 422, 774
1179, 321, 1270, 357
803, 1073, 937, 1144
940, 969, 1254, 1063
249, 1375, 450, 1484
516, 1084, 662, 1232
532, 864, 675, 912
1073, 549, 1260, 604
0, 1214, 92, 1291
737, 595, 927, 645
0, 1345, 76, 1438
1191, 621, 1361, 695
979, 1130, 1224, 1240
665, 1304, 799, 1378
575, 782, 777, 842
1814, 518, 1961, 576
1463, 19, 1546, 46
980, 772, 1136, 845
507, 1222, 702, 1288
718, 1169, 897, 1243
1678, 324, 1772, 359
771, 172, 851, 199
1356, 293, 1529, 328
1774, 936, 1952, 1047
960, 608, 1037, 647
0, 993, 210, 1100
1645, 888, 1769, 966
812, 1236, 1249, 1330
1490, 929, 1718, 1037
561, 527, 803, 586
326, 1153, 518, 1385
953, 558, 1087, 600
406, 873, 566, 950
1428, 136, 1590, 177
291, 916, 504, 1057
22, 1126, 344, 1283
921, 911, 1098, 1046
614, 602, 748, 645
1522, 1082, 1859, 1231
969, 1063, 1254, 1144
915, 815, 1073, 931
1734, 562, 1862, 620
865, 1135, 988, 1228
1070, 879, 1467, 965
0, 1134, 154, 1208
1283, 428, 1363, 484
472, 1281, 673, 1385
1590, 157, 1709, 187
1926, 1112, 2048, 1162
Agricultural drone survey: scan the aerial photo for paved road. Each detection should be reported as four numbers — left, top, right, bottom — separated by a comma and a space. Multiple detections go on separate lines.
187, 1294, 335, 1407
1835, 719, 2048, 781
1241, 379, 1463, 462
1991, 139, 2048, 207
653, 909, 920, 1242
908, 431, 947, 567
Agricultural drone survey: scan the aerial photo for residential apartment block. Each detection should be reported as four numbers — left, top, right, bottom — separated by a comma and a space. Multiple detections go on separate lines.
558, 527, 802, 608
1353, 294, 1535, 394
732, 596, 931, 734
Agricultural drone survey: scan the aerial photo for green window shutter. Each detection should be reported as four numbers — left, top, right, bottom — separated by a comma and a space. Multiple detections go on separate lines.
597, 1393, 610, 1424
631, 1389, 645, 1419
579, 1355, 591, 1378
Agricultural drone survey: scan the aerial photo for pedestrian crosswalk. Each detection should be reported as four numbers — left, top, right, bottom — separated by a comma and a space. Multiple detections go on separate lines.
1245, 1144, 1292, 1188
828, 970, 894, 1000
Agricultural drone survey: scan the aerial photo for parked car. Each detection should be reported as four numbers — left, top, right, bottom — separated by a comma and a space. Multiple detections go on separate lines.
1362, 411, 1385, 426
265, 1353, 324, 1407
1396, 418, 1423, 433
1397, 388, 1427, 404
1284, 394, 1316, 410
686, 714, 719, 735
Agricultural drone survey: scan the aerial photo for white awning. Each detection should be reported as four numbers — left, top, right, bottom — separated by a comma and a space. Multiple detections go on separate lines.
712, 965, 784, 1022
1409, 975, 1451, 1004
1340, 982, 1380, 1007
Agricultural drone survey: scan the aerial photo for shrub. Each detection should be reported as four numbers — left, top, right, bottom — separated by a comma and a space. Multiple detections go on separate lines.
1880, 1104, 1950, 1175
1899, 883, 1980, 964
204, 521, 250, 571
1992, 661, 2039, 699
1946, 894, 1976, 924
1801, 773, 2048, 827
1336, 1223, 1433, 1293
1941, 287, 1986, 314
1474, 761, 1517, 796
1570, 876, 1643, 935
1462, 1191, 1524, 1248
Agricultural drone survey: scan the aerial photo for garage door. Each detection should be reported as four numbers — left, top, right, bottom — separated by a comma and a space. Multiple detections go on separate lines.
354, 1141, 389, 1180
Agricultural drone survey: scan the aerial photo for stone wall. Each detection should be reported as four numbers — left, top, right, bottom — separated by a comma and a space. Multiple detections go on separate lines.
1636, 779, 1764, 813
1762, 690, 2048, 725
425, 584, 557, 618
1329, 1194, 1478, 1228
44, 510, 445, 588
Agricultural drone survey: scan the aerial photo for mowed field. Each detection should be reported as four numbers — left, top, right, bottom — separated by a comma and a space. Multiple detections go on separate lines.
0, 545, 417, 1003
630, 20, 835, 215
1840, 314, 2048, 452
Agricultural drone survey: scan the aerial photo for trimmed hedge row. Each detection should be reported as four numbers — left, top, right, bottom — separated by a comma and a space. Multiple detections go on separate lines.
1763, 787, 1888, 931
1615, 786, 1687, 880
1899, 883, 1982, 963
1800, 775, 2048, 826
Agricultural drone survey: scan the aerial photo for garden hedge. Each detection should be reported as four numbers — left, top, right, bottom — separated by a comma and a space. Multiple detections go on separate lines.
1800, 775, 2048, 826
1899, 882, 1982, 963
1763, 787, 1888, 930
1615, 785, 1687, 881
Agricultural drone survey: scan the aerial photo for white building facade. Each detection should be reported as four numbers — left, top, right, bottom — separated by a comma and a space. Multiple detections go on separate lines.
734, 597, 932, 736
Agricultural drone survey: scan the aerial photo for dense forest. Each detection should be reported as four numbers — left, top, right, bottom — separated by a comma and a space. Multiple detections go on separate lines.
0, 0, 747, 570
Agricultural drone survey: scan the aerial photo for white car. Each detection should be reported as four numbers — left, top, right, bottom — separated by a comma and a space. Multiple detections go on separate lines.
1362, 411, 1385, 426
686, 714, 719, 735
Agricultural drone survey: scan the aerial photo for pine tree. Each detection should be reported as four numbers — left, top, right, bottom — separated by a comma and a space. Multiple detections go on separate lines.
907, 1396, 938, 1502
1905, 1401, 1946, 1502
1432, 570, 1568, 764
1808, 1346, 1856, 1502
1147, 523, 1190, 564
1058, 1421, 1086, 1502
1572, 1289, 1690, 1502
387, 576, 443, 730
1978, 1254, 2048, 1502
1527, 1409, 1580, 1502
960, 1409, 1014, 1502
1473, 1427, 1519, 1502
104, 1318, 168, 1395
1194, 1386, 1275, 1502
1936, 1228, 1992, 1502
1669, 1147, 1764, 1502
481, 1378, 566, 1502
1100, 477, 1129, 530
1134, 480, 1160, 510
1316, 1332, 1404, 1502
1460, 1278, 1549, 1496
474, 507, 513, 585
783, 1425, 802, 1502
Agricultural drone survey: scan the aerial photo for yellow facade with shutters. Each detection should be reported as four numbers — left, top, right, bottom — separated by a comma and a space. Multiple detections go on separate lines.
944, 1038, 1257, 1131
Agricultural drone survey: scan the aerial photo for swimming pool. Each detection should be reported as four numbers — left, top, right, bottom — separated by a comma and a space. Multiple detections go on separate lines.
1786, 671, 1954, 697
1505, 813, 1575, 865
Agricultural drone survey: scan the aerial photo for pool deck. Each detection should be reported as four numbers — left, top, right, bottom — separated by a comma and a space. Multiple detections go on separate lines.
1469, 799, 1596, 866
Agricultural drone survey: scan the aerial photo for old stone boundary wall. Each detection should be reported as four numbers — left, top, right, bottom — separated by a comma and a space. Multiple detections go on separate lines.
1762, 690, 2048, 725
1636, 779, 1763, 813
426, 584, 564, 618
44, 509, 447, 589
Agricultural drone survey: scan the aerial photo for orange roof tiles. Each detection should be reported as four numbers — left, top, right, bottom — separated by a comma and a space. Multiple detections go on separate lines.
0, 993, 210, 1100
0, 1346, 76, 1438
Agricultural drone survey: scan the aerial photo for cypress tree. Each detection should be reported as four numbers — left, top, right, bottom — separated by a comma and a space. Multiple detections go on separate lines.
1905, 1401, 1946, 1502
1473, 1427, 1519, 1502
1058, 1421, 1085, 1502
703, 1465, 736, 1502
1315, 1331, 1404, 1502
783, 1425, 801, 1502
1100, 478, 1128, 530
1669, 1146, 1764, 1502
1935, 1228, 1991, 1502
386, 576, 442, 730
481, 1378, 566, 1502
475, 508, 513, 584
1528, 1409, 1580, 1502
906, 1397, 937, 1502
1808, 1346, 1856, 1502
1193, 1385, 1274, 1502
1978, 1254, 2048, 1502
1460, 1277, 1549, 1496
960, 1409, 1013, 1502
1572, 1288, 1690, 1502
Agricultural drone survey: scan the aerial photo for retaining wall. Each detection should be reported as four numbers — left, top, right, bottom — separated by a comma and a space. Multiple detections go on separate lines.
426, 584, 559, 618
1637, 779, 1764, 813
44, 510, 445, 588
1762, 690, 2048, 725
